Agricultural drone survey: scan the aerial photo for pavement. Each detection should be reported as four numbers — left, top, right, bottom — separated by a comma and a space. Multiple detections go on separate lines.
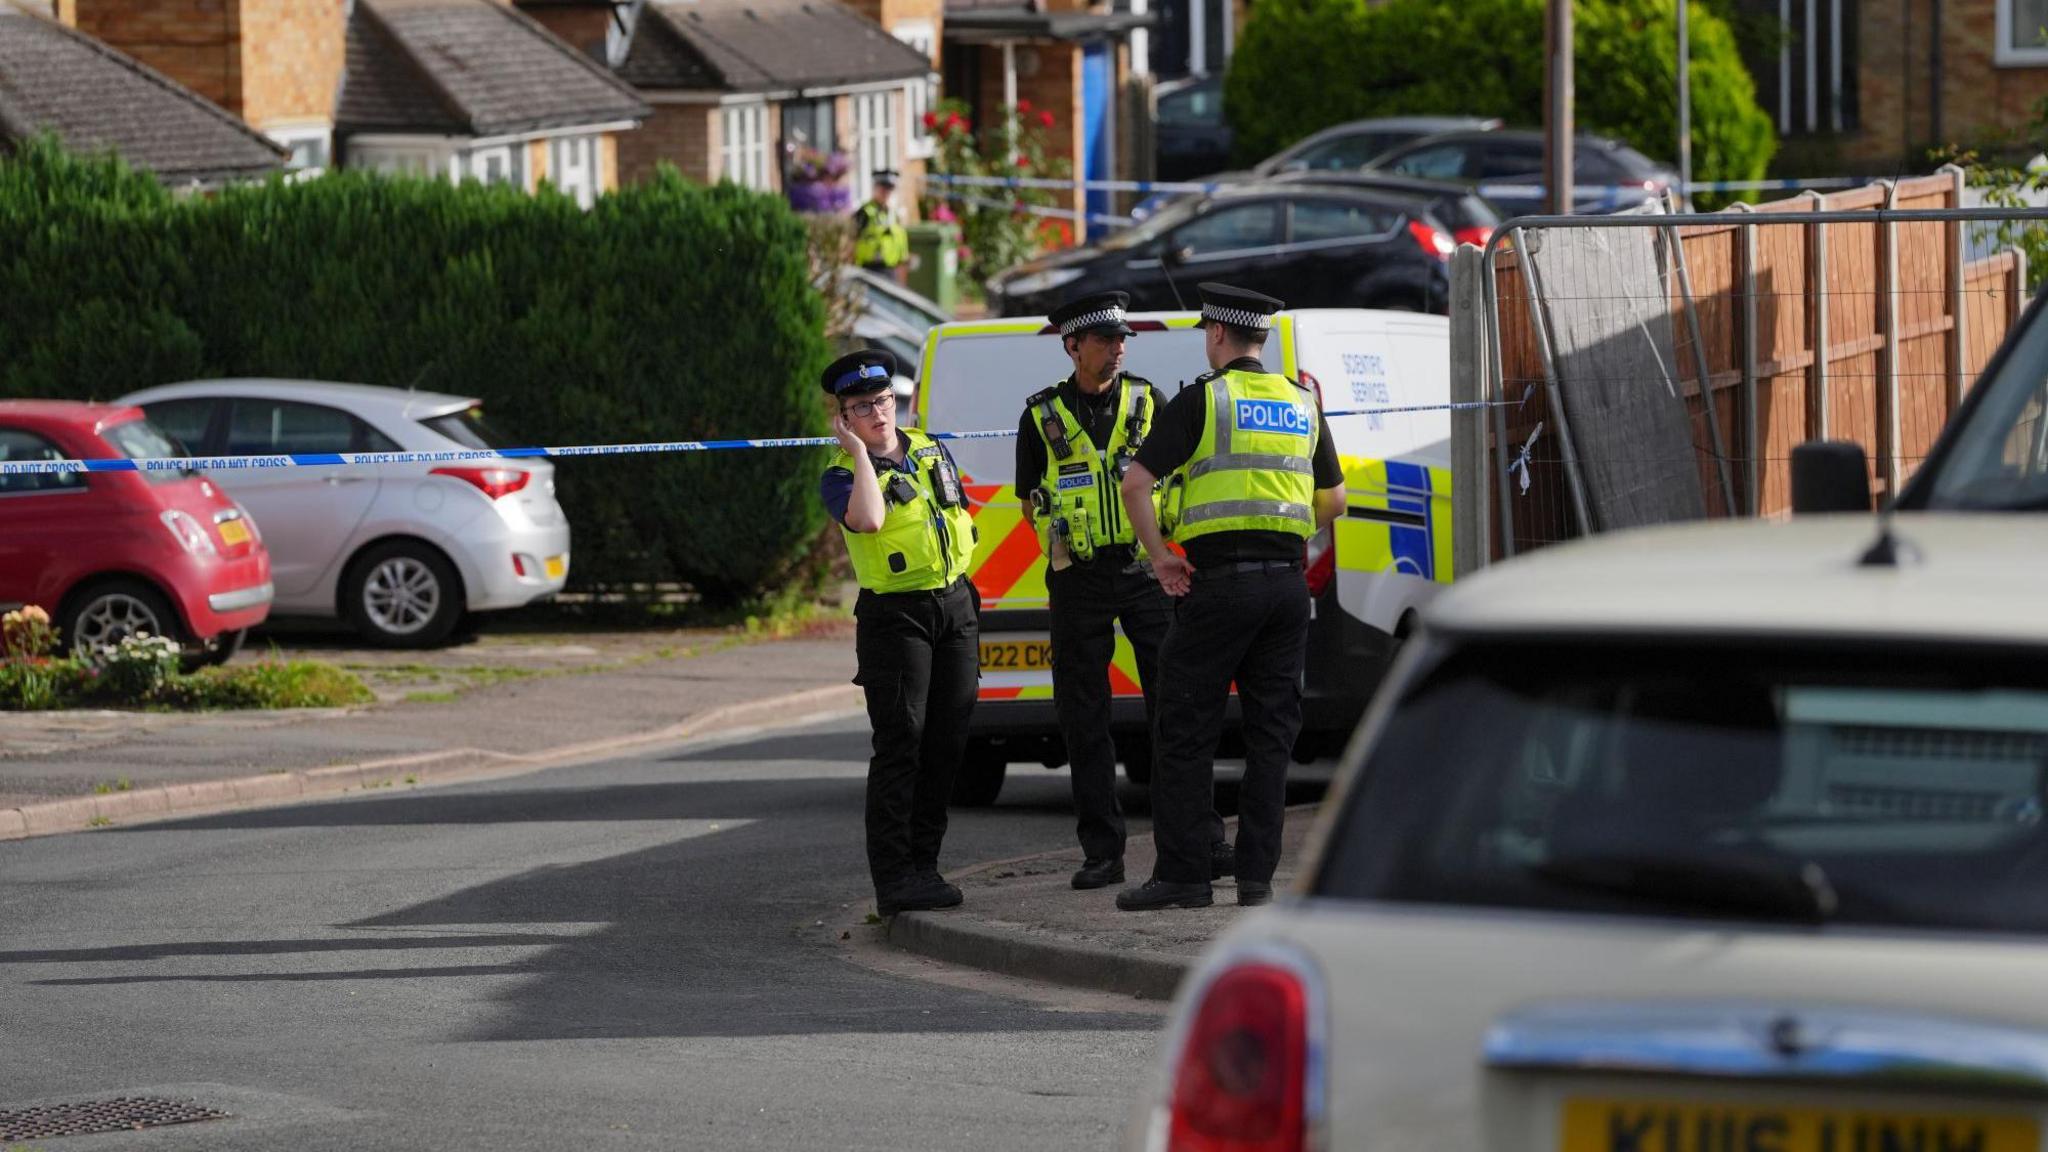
0, 614, 1326, 1007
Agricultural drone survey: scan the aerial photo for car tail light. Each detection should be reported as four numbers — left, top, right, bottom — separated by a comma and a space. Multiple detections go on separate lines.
160, 510, 217, 557
1303, 526, 1335, 599
1166, 962, 1315, 1152
1453, 225, 1494, 249
431, 467, 530, 500
1407, 219, 1454, 262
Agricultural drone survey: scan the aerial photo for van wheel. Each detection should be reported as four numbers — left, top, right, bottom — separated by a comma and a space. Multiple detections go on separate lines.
951, 739, 1008, 807
344, 541, 464, 648
63, 580, 183, 657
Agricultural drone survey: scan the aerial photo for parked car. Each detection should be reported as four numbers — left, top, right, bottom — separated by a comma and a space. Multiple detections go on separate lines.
1365, 128, 1680, 216
1128, 513, 2048, 1150
1153, 73, 1230, 184
119, 380, 569, 648
1134, 115, 1502, 220
1267, 170, 1502, 248
986, 182, 1454, 319
0, 400, 271, 662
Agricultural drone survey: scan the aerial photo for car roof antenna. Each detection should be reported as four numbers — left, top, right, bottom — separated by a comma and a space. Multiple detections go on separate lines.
1857, 499, 1911, 568
1160, 248, 1189, 311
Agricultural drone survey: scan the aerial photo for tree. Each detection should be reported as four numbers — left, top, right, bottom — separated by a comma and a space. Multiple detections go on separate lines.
1225, 0, 1776, 190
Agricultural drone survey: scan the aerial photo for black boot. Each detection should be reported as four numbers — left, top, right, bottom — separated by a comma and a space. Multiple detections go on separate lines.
1115, 878, 1214, 911
1210, 841, 1236, 880
1072, 858, 1126, 890
1237, 880, 1272, 907
878, 873, 964, 916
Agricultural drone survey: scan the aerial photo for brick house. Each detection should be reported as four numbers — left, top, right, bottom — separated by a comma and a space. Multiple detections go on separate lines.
58, 0, 648, 204
0, 3, 286, 186
605, 0, 937, 208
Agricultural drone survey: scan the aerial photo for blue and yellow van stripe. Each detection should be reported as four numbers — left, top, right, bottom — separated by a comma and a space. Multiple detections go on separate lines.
1337, 456, 1453, 584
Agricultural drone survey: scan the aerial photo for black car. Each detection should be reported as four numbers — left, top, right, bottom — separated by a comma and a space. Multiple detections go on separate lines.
1265, 170, 1502, 248
1364, 128, 1680, 217
986, 183, 1453, 318
1153, 73, 1229, 184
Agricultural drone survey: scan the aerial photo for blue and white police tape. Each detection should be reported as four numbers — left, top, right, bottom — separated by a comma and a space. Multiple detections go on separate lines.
0, 403, 1516, 476
932, 191, 1133, 229
925, 173, 1222, 196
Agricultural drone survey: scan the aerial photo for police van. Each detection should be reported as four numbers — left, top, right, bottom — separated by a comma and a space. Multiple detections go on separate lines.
918, 309, 1452, 805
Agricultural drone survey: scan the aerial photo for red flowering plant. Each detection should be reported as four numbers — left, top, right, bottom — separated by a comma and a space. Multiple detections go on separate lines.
919, 97, 1075, 292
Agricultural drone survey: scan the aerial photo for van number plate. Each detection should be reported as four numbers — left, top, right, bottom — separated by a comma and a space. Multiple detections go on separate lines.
979, 640, 1052, 672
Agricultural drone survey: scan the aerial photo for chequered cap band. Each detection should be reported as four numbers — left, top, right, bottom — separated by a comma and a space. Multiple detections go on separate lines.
1202, 303, 1273, 330
1059, 307, 1127, 336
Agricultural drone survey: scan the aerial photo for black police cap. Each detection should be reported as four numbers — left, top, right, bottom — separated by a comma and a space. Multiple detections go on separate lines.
821, 348, 899, 397
1048, 290, 1135, 338
1194, 281, 1285, 331
873, 168, 901, 186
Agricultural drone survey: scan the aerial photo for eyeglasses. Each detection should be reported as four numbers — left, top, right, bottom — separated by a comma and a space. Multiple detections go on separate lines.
843, 394, 895, 419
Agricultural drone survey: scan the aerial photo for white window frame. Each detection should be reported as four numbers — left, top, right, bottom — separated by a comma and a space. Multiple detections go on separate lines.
549, 134, 601, 208
266, 124, 332, 172
349, 142, 450, 177
853, 90, 898, 202
720, 102, 772, 190
893, 21, 938, 160
461, 144, 522, 188
2000, 0, 2048, 65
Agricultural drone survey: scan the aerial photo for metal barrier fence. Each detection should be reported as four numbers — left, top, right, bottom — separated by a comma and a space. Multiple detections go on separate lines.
1449, 170, 2048, 573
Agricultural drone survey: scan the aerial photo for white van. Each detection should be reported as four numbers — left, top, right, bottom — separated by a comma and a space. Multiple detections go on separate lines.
918, 309, 1452, 805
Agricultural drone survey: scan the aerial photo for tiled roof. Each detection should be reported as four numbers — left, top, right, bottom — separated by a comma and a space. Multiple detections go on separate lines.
0, 5, 285, 185
621, 0, 932, 93
338, 0, 649, 138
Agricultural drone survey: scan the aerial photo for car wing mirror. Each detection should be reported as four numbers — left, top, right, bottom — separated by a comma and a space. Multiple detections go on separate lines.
1164, 245, 1193, 267
1790, 441, 1873, 514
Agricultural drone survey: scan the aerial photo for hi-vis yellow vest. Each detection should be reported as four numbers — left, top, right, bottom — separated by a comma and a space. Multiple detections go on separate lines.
1028, 376, 1155, 553
1170, 369, 1319, 542
833, 428, 977, 593
853, 201, 909, 267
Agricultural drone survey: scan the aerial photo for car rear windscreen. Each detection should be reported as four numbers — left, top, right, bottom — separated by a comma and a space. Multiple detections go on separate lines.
422, 406, 517, 451
104, 418, 195, 484
921, 325, 1277, 489
1317, 640, 2048, 935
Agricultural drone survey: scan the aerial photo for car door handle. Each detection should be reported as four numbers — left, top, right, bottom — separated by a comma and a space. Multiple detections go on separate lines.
1485, 1000, 2048, 1096
324, 475, 369, 485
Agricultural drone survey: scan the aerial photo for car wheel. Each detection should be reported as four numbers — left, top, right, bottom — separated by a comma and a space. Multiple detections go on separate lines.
63, 580, 183, 657
344, 541, 464, 649
188, 628, 247, 670
950, 738, 1008, 807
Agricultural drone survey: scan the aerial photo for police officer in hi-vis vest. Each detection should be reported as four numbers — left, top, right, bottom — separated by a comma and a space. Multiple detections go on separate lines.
1016, 292, 1232, 891
852, 169, 910, 282
819, 348, 980, 917
1113, 283, 1347, 912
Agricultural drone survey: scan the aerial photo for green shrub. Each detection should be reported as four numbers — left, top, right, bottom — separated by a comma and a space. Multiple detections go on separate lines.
0, 652, 371, 711
0, 140, 831, 605
1225, 0, 1776, 190
157, 661, 374, 710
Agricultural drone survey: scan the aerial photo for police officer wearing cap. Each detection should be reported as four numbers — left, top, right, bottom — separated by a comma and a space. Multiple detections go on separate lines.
819, 348, 981, 917
1114, 283, 1346, 912
1018, 291, 1231, 891
853, 169, 910, 282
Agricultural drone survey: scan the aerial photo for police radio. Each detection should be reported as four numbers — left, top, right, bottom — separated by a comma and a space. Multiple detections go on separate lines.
930, 455, 965, 509
1039, 410, 1073, 459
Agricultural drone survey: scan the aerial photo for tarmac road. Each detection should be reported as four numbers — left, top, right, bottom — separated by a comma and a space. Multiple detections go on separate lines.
0, 717, 1163, 1152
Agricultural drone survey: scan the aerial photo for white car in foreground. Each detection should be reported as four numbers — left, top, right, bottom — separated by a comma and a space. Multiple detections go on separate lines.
120, 379, 569, 647
1130, 514, 2048, 1152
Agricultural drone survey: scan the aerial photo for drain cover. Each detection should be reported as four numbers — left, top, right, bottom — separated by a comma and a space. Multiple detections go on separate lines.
0, 1097, 230, 1140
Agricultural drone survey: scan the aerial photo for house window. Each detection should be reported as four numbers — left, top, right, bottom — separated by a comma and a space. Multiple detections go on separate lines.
268, 126, 331, 172
350, 145, 445, 177
549, 135, 601, 209
894, 22, 937, 159
854, 91, 898, 201
2002, 0, 2048, 64
463, 144, 523, 188
721, 103, 771, 190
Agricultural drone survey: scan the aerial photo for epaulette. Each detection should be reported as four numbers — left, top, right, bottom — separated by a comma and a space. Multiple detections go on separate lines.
1192, 367, 1225, 387
1024, 385, 1060, 409
1120, 372, 1156, 389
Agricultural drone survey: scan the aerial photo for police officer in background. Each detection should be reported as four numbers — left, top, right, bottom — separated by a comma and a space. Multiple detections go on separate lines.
1114, 284, 1347, 911
852, 169, 910, 282
1017, 292, 1232, 891
819, 348, 980, 917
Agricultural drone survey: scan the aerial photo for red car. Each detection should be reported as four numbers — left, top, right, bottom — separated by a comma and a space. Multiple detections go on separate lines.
0, 400, 272, 662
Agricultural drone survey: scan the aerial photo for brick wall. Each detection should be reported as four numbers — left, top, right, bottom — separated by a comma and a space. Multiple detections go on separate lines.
238, 0, 345, 131
975, 42, 1084, 223
515, 4, 610, 61
1848, 0, 2048, 169
74, 0, 244, 111
616, 102, 715, 185
51, 0, 77, 26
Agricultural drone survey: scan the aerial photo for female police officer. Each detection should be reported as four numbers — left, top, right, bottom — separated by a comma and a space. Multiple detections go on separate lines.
819, 348, 980, 917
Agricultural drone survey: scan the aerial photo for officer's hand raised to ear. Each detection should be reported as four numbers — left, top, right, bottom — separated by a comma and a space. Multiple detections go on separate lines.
832, 412, 867, 457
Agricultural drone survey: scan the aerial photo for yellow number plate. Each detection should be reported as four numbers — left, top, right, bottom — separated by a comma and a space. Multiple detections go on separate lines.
979, 640, 1052, 672
544, 555, 566, 580
1561, 1098, 2039, 1152
216, 519, 251, 546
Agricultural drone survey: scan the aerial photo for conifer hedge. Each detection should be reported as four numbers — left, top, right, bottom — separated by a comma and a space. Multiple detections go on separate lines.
0, 140, 832, 604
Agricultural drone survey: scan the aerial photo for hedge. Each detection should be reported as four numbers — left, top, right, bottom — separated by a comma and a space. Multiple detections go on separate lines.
0, 139, 832, 605
1225, 0, 1776, 191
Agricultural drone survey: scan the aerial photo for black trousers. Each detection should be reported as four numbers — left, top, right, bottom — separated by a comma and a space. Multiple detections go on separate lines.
855, 579, 980, 891
1149, 565, 1311, 885
1046, 552, 1176, 862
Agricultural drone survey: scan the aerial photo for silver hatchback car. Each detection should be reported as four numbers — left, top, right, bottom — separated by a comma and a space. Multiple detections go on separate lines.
120, 379, 570, 647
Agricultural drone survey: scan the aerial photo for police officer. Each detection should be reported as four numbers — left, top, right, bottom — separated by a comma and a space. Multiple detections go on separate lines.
1113, 283, 1347, 911
852, 169, 910, 282
1017, 292, 1231, 890
819, 348, 981, 917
